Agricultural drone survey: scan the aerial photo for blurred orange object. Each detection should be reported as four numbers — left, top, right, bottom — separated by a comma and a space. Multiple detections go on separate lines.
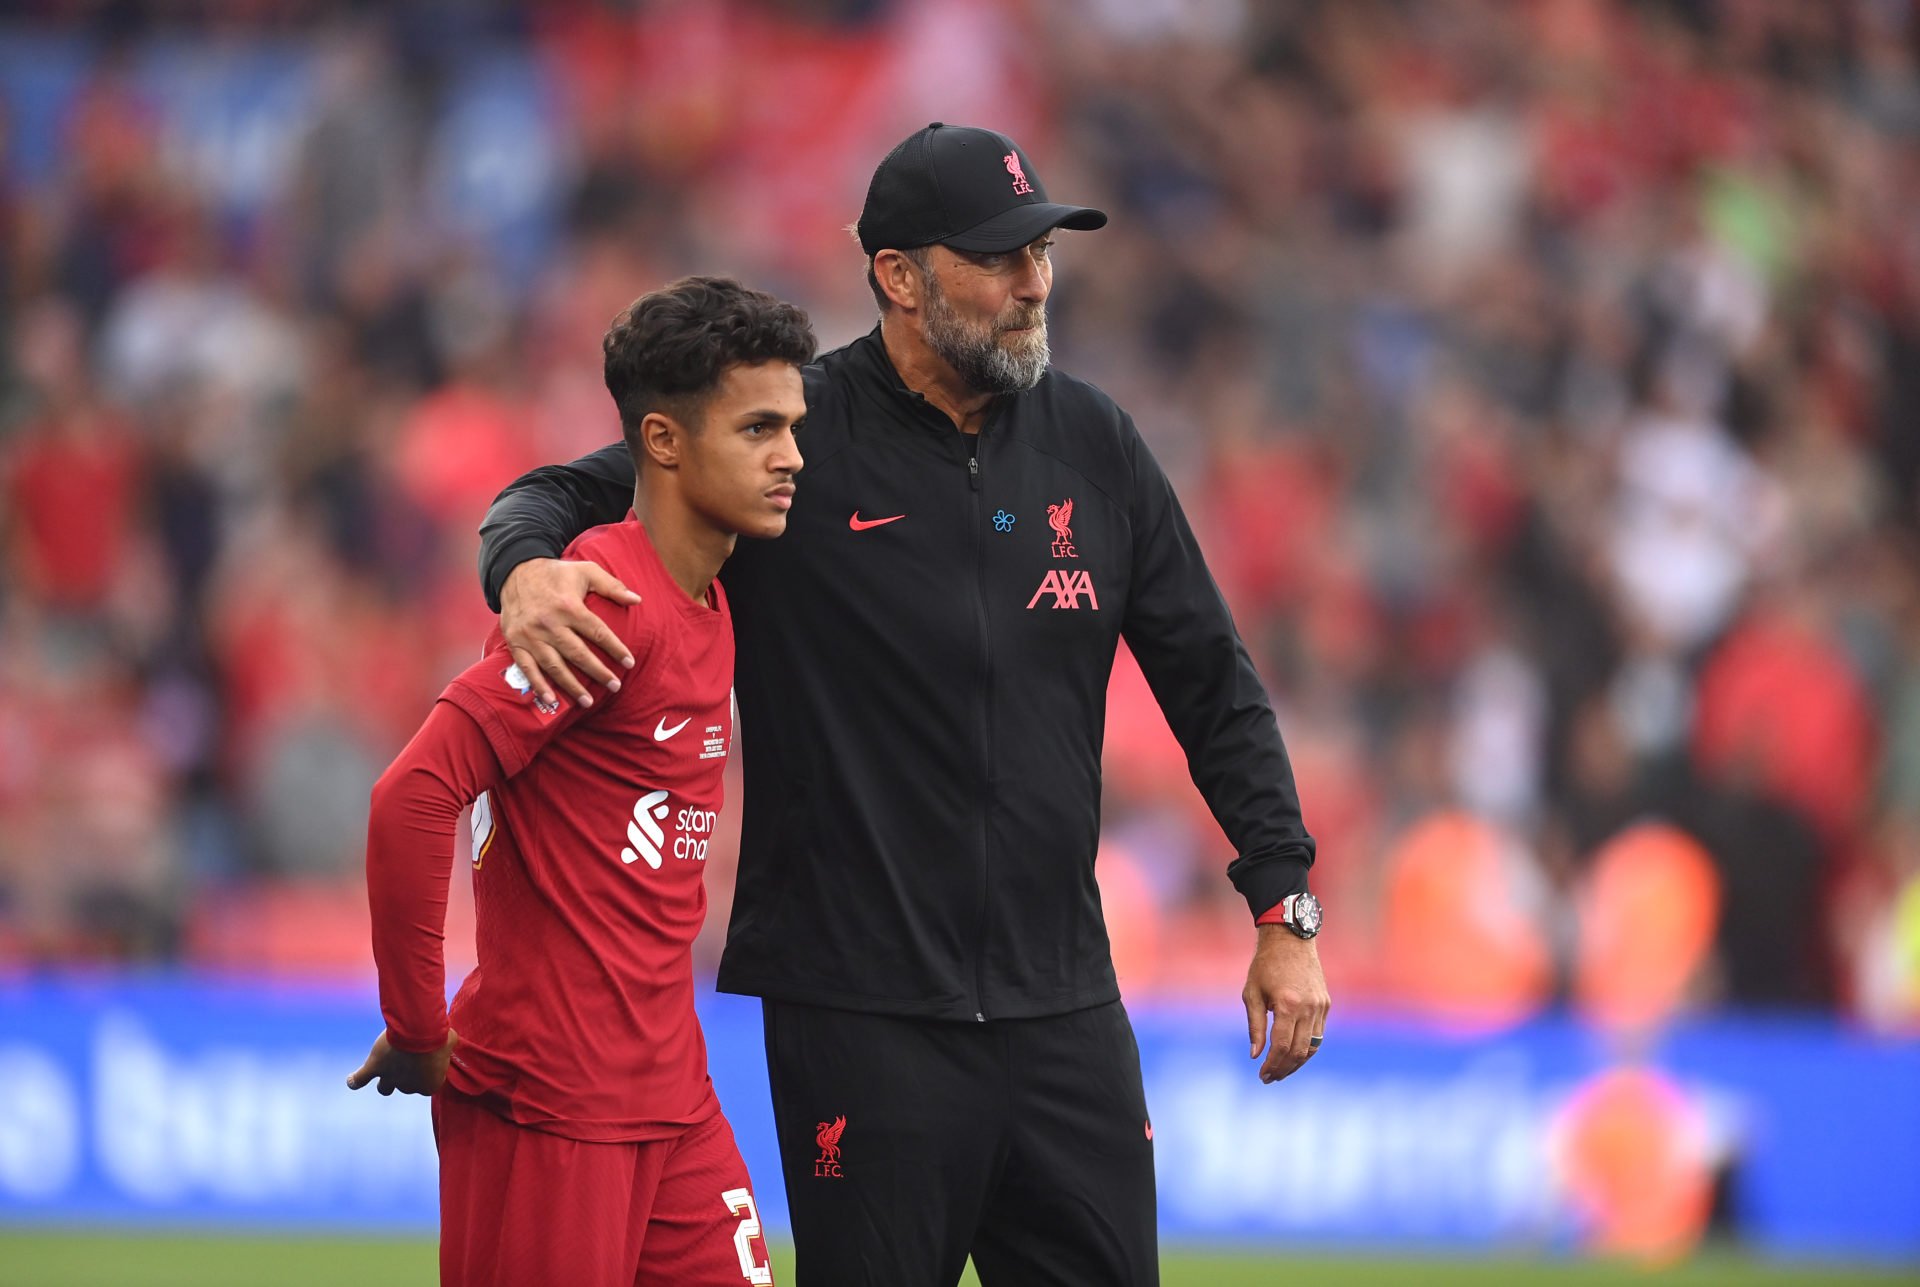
1574, 822, 1722, 1032
1552, 1062, 1715, 1264
1377, 810, 1552, 1028
1095, 840, 1161, 993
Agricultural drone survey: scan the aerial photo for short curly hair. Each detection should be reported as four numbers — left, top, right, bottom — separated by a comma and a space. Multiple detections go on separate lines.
604, 276, 816, 467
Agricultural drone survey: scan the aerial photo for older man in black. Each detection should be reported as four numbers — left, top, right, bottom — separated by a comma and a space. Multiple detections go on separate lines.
477, 123, 1329, 1287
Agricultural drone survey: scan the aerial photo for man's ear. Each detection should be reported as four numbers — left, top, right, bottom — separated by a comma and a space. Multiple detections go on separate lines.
640, 411, 683, 470
875, 249, 925, 313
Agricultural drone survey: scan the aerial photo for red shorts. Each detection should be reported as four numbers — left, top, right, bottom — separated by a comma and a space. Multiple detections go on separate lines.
433, 1089, 775, 1287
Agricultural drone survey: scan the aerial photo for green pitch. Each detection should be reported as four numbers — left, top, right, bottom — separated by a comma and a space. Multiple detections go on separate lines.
0, 1232, 1912, 1286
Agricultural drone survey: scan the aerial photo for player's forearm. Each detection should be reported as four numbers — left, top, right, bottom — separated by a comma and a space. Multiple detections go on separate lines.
365, 702, 503, 1051
478, 445, 637, 610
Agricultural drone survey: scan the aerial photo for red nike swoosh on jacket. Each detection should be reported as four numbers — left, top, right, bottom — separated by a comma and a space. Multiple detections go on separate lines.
849, 512, 906, 531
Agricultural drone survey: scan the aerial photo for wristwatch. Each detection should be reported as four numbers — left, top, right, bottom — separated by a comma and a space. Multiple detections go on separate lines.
1275, 891, 1322, 939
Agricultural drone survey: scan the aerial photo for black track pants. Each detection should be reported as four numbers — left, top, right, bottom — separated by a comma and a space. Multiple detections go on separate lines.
762, 998, 1159, 1287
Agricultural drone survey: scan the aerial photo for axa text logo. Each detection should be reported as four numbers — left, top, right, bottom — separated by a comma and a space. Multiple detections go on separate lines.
1026, 569, 1099, 611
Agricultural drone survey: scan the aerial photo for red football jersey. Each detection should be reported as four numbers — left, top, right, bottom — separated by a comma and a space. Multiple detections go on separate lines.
436, 518, 734, 1141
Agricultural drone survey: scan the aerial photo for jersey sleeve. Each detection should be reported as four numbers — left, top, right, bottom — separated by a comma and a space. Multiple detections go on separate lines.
438, 597, 654, 777
366, 700, 506, 1052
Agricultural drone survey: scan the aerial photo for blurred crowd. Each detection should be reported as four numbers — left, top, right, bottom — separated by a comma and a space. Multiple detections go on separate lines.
1, 0, 1917, 1031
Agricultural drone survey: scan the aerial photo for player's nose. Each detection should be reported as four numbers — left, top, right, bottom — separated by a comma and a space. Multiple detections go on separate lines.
772, 426, 803, 477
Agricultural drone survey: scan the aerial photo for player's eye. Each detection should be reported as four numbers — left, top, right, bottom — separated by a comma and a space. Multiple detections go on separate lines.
1032, 240, 1053, 259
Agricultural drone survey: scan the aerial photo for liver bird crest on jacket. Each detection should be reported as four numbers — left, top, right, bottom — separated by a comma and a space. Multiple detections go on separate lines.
815, 1115, 846, 1162
1047, 498, 1076, 558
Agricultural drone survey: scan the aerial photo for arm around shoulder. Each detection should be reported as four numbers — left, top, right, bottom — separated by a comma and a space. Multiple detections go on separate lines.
478, 442, 637, 610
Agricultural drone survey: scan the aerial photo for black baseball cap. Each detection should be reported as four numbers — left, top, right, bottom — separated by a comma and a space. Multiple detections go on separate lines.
856, 122, 1108, 256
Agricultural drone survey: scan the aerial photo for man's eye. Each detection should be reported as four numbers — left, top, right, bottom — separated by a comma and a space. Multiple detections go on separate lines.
1034, 241, 1053, 259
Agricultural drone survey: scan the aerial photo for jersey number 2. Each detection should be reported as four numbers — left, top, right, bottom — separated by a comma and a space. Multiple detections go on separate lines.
722, 1187, 772, 1285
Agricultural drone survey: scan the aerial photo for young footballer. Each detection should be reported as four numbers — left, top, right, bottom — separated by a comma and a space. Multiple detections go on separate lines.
349, 276, 812, 1287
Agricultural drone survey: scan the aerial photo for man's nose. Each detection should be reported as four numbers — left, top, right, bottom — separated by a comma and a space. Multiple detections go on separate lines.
1012, 249, 1050, 303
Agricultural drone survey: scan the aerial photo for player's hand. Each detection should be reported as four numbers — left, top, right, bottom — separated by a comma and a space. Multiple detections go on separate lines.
500, 557, 641, 709
1243, 925, 1330, 1084
346, 1029, 459, 1097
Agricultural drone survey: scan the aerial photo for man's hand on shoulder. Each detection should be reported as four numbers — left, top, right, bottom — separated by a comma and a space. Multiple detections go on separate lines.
346, 1028, 460, 1097
500, 558, 642, 709
1243, 925, 1330, 1084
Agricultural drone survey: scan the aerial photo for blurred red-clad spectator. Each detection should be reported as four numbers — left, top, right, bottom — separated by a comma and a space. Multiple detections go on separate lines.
385, 255, 542, 529
0, 656, 175, 961
1198, 430, 1337, 622
207, 520, 442, 779
391, 376, 541, 529
5, 405, 141, 613
54, 46, 171, 315
4, 297, 142, 612
1691, 590, 1877, 848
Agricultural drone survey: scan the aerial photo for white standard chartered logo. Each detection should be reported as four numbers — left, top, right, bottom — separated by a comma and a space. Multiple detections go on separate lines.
621, 790, 671, 868
619, 790, 718, 869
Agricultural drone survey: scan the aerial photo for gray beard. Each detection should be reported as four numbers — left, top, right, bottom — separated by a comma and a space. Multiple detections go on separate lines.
923, 286, 1050, 395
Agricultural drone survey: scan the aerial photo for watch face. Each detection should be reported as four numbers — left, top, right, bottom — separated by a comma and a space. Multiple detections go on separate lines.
1294, 893, 1323, 935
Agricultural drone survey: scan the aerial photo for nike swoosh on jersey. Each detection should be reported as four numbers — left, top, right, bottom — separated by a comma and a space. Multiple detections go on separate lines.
849, 511, 905, 531
654, 716, 692, 741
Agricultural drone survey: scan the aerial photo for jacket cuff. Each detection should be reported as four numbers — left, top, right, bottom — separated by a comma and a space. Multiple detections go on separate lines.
1233, 855, 1311, 922
483, 535, 567, 612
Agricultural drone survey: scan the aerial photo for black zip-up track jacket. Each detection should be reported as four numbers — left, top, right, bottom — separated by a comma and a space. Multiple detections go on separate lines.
480, 327, 1315, 1021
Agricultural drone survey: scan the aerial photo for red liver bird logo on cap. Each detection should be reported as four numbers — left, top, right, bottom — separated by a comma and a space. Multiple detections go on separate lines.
1005, 152, 1033, 196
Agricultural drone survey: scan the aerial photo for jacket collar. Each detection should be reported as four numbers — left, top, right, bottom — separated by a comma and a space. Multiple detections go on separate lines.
837, 324, 1010, 436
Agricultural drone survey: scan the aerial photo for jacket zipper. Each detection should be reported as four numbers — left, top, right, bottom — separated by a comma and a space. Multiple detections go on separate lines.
968, 440, 992, 1021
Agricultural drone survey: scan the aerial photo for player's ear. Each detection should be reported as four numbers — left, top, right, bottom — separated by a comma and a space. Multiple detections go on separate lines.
875, 249, 922, 313
639, 411, 682, 470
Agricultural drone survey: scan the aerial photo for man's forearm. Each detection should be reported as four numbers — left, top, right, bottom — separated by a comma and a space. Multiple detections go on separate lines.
478, 446, 637, 610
